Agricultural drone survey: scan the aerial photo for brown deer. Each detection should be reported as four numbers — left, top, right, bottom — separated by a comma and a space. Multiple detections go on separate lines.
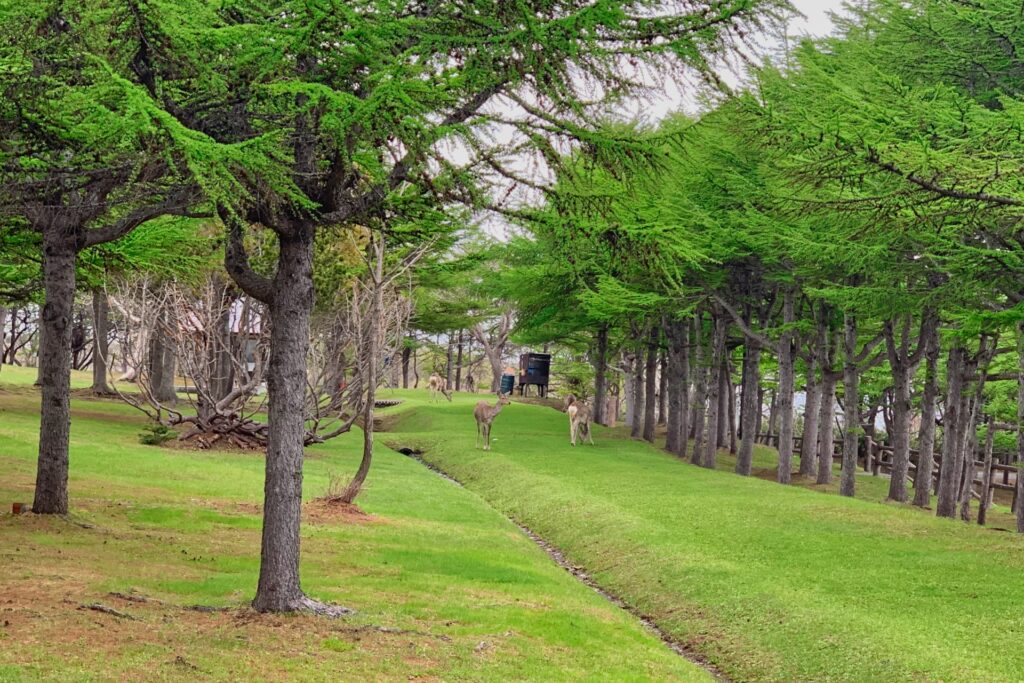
566, 395, 595, 447
474, 393, 511, 451
427, 373, 453, 402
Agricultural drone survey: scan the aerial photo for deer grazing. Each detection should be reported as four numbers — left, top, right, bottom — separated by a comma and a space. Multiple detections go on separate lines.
565, 394, 595, 446
474, 393, 511, 451
427, 373, 453, 402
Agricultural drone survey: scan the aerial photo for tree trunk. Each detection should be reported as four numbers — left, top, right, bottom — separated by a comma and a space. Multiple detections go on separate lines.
623, 352, 636, 429
958, 397, 981, 522
33, 229, 76, 515
401, 342, 411, 389
691, 315, 708, 465
665, 318, 689, 457
736, 339, 761, 475
90, 288, 113, 394
149, 307, 178, 405
977, 415, 995, 526
455, 330, 464, 392
840, 313, 859, 497
936, 346, 965, 517
777, 290, 796, 484
717, 358, 730, 449
886, 359, 913, 502
703, 313, 725, 470
800, 356, 821, 478
912, 327, 940, 507
643, 333, 657, 442
592, 325, 608, 426
341, 235, 384, 505
445, 333, 454, 388
0, 306, 7, 372
631, 346, 645, 439
251, 227, 315, 613
657, 350, 667, 426
816, 372, 837, 484
1017, 323, 1024, 532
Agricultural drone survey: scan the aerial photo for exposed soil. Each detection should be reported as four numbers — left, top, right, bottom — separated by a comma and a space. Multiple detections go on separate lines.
304, 499, 383, 525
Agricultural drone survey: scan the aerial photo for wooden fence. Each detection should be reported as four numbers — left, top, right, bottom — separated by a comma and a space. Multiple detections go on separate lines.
756, 433, 1020, 511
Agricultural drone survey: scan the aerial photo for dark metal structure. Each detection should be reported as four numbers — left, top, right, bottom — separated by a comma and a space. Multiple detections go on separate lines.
517, 352, 551, 397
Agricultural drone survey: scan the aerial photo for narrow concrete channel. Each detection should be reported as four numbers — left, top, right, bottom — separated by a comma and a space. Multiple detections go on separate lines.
393, 446, 732, 683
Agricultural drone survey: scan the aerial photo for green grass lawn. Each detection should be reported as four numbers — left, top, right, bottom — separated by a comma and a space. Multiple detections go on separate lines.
392, 391, 1024, 683
0, 369, 704, 682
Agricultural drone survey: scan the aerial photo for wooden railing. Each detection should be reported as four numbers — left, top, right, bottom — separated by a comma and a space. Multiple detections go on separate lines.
756, 433, 1020, 510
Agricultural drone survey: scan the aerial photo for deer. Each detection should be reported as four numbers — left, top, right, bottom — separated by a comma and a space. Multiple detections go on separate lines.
474, 393, 511, 451
565, 394, 595, 447
427, 373, 453, 402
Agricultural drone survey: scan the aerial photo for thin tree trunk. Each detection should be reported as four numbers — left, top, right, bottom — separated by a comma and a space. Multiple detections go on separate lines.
977, 415, 995, 526
755, 385, 765, 442
936, 345, 965, 518
643, 333, 657, 442
691, 316, 708, 465
252, 227, 315, 613
455, 330, 464, 392
624, 352, 636, 429
704, 313, 725, 470
816, 372, 837, 484
736, 339, 761, 475
0, 306, 7, 372
1017, 322, 1024, 532
886, 360, 912, 502
33, 230, 76, 515
445, 333, 454, 388
657, 350, 667, 426
727, 369, 737, 454
958, 397, 981, 522
592, 325, 608, 426
912, 327, 939, 507
631, 347, 645, 439
766, 388, 778, 442
718, 358, 730, 449
840, 313, 859, 497
341, 235, 384, 505
777, 290, 796, 484
401, 342, 411, 389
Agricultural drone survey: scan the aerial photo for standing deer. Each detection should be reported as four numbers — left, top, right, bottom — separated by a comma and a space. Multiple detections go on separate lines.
427, 373, 453, 402
474, 393, 511, 451
566, 395, 595, 446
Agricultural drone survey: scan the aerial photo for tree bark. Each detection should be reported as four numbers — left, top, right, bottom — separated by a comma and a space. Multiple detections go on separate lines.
912, 326, 940, 507
251, 226, 315, 613
977, 415, 995, 526
1017, 323, 1024, 532
455, 330, 464, 392
592, 325, 608, 426
401, 342, 411, 389
704, 313, 726, 470
816, 371, 837, 484
840, 313, 859, 497
718, 358, 730, 449
799, 354, 821, 478
777, 290, 796, 484
665, 318, 690, 457
936, 345, 965, 518
736, 338, 761, 476
90, 288, 113, 394
445, 333, 454, 388
643, 332, 657, 442
630, 345, 645, 439
691, 315, 708, 465
33, 229, 76, 515
657, 350, 667, 426
0, 306, 7, 372
726, 368, 737, 454
149, 306, 178, 405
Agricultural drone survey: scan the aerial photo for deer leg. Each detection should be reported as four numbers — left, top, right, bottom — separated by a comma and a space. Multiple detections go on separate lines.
475, 421, 480, 449
587, 422, 595, 445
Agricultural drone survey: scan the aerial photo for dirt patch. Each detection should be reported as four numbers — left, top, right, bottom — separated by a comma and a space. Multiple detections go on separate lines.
304, 499, 384, 525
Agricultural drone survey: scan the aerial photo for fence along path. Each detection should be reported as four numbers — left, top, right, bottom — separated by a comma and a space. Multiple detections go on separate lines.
756, 433, 1020, 522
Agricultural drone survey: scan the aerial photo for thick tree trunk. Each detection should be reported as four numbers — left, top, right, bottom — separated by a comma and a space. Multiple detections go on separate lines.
704, 313, 725, 470
33, 230, 76, 515
958, 397, 981, 521
840, 313, 859, 497
816, 373, 837, 484
592, 325, 608, 426
643, 334, 657, 442
149, 308, 178, 405
777, 290, 796, 484
912, 327, 940, 507
630, 345, 645, 439
623, 352, 637, 429
90, 288, 113, 394
936, 345, 965, 518
665, 318, 689, 457
800, 356, 821, 478
736, 339, 761, 475
252, 228, 315, 613
886, 362, 913, 502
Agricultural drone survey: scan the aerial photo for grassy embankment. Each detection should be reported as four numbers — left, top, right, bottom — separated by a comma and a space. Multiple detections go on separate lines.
392, 391, 1024, 682
0, 367, 703, 682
